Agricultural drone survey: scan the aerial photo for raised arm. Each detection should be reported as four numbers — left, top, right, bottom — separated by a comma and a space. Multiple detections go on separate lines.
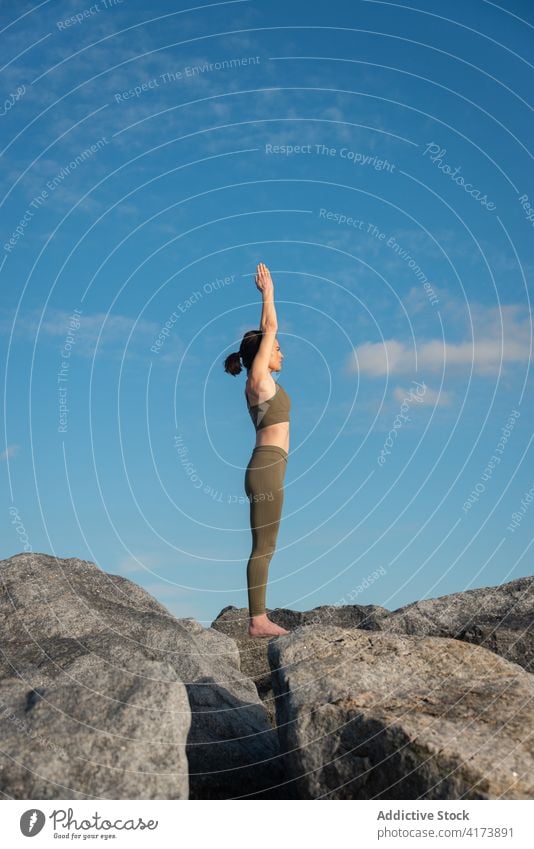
249, 263, 278, 384
258, 263, 277, 330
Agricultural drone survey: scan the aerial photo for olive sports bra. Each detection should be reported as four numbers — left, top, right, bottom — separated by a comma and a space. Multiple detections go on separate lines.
245, 381, 291, 431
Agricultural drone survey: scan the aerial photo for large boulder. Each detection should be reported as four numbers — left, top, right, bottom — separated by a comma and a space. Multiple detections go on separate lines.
211, 603, 386, 727
0, 642, 191, 799
366, 576, 534, 673
0, 553, 282, 799
269, 626, 534, 800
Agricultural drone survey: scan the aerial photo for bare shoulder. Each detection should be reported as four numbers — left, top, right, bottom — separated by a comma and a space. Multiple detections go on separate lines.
245, 373, 277, 405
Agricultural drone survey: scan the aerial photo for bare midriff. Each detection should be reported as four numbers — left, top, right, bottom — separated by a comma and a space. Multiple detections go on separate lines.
254, 421, 289, 453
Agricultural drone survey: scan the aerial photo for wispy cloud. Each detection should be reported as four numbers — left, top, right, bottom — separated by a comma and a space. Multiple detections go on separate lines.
115, 553, 154, 575
348, 303, 531, 377
0, 444, 20, 460
1, 307, 185, 362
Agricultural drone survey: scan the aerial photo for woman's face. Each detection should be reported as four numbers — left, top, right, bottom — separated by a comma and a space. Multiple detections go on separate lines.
269, 338, 284, 372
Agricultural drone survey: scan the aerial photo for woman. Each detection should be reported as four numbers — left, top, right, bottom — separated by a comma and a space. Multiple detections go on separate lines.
223, 263, 291, 637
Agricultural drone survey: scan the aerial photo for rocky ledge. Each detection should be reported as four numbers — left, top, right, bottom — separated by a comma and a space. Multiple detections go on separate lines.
1, 552, 532, 799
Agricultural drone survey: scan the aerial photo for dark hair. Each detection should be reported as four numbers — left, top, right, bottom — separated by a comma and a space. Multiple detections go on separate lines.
223, 329, 264, 376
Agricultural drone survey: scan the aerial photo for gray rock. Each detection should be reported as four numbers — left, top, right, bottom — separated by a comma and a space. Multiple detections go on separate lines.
366, 576, 534, 672
269, 626, 534, 799
299, 603, 388, 629
0, 553, 282, 799
211, 607, 296, 728
211, 603, 386, 728
206, 606, 301, 797
0, 646, 190, 799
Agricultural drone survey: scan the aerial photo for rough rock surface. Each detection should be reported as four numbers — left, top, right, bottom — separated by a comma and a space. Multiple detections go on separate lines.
366, 576, 534, 673
269, 626, 534, 800
4, 552, 531, 801
0, 553, 281, 799
0, 645, 191, 799
212, 576, 533, 729
211, 603, 386, 726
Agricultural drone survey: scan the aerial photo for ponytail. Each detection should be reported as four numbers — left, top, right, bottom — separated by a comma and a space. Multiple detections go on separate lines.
223, 350, 242, 376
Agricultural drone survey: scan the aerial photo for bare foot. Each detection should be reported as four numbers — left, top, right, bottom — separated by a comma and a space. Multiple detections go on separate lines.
248, 613, 290, 638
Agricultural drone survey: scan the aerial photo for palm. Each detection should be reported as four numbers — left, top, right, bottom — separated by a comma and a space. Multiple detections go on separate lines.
255, 262, 273, 292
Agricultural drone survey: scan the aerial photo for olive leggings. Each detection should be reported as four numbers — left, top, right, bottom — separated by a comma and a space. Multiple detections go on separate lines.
244, 445, 288, 617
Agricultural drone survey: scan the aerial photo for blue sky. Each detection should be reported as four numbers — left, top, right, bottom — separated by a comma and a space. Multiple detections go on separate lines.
1, 0, 533, 625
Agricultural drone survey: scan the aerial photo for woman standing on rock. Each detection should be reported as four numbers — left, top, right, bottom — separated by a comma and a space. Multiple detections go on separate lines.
224, 263, 291, 637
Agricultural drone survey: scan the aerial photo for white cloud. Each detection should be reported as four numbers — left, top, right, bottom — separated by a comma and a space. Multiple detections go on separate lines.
349, 303, 531, 377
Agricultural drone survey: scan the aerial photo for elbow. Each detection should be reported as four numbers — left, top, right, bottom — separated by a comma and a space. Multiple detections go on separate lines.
260, 320, 278, 332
